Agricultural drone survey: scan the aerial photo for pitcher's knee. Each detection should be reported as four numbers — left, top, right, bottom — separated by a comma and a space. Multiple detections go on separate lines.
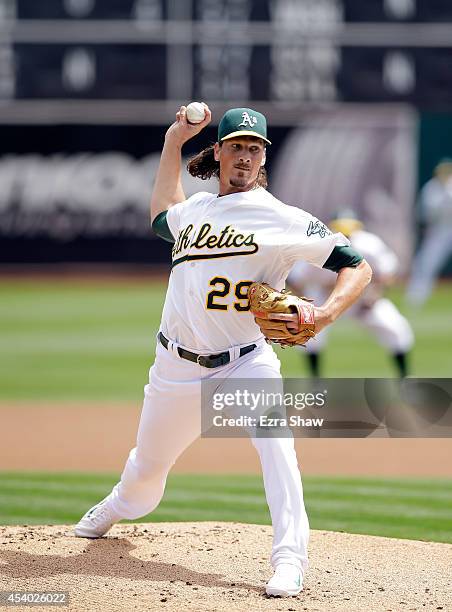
133, 455, 173, 483
126, 446, 172, 479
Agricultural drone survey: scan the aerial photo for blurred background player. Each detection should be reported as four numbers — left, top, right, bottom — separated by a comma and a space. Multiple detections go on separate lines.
288, 211, 414, 378
406, 158, 452, 306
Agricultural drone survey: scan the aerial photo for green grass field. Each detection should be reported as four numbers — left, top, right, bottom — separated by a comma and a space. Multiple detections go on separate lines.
1, 472, 451, 543
1, 279, 451, 402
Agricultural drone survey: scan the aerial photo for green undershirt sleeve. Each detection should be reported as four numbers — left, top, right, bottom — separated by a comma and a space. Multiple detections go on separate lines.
322, 245, 364, 272
151, 210, 175, 243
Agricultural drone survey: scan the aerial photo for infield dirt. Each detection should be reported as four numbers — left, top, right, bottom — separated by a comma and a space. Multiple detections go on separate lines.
1, 522, 451, 612
2, 403, 452, 476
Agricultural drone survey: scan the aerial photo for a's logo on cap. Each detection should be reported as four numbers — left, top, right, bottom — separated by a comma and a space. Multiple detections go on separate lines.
238, 112, 258, 128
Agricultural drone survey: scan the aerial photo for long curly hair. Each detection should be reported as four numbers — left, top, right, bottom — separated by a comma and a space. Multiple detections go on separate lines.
187, 144, 268, 189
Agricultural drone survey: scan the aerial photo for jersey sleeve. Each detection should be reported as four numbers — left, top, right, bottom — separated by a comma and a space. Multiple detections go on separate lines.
164, 202, 183, 241
153, 192, 207, 242
152, 211, 175, 243
280, 209, 350, 268
322, 245, 363, 272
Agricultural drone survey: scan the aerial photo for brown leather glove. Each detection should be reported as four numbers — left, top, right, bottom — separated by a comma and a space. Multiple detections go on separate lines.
248, 282, 316, 347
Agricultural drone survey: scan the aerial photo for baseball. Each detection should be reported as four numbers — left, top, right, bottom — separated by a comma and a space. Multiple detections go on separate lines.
186, 102, 206, 124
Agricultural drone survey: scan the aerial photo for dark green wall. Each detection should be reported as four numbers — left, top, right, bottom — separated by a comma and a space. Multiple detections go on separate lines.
418, 113, 452, 275
418, 113, 452, 188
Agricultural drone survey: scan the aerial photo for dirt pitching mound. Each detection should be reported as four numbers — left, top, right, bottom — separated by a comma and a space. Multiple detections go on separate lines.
1, 522, 451, 612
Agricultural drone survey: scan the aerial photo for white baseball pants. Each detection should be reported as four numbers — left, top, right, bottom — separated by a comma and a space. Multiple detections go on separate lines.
108, 338, 310, 572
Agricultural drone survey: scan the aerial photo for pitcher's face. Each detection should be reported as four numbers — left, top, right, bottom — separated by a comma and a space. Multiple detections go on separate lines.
215, 136, 266, 194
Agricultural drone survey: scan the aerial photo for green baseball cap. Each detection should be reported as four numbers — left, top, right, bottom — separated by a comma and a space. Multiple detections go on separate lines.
218, 107, 271, 145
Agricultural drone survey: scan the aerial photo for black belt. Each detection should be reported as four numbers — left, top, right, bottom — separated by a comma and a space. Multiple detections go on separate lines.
158, 332, 256, 368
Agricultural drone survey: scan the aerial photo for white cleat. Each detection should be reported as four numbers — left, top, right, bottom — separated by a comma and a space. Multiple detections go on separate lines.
266, 563, 303, 597
74, 496, 122, 538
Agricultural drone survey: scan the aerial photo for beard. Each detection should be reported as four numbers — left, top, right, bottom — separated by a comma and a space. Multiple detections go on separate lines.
229, 176, 249, 188
229, 169, 255, 189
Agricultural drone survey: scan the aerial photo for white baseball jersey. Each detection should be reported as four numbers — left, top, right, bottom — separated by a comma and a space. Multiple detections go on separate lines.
351, 230, 398, 279
160, 186, 348, 352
